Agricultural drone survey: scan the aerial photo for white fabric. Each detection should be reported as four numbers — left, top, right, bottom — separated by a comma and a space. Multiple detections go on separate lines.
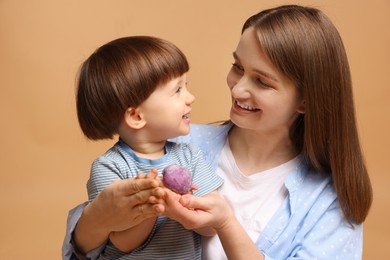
202, 140, 301, 260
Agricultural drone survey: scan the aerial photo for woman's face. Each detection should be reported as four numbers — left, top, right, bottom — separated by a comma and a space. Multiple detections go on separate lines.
227, 27, 304, 135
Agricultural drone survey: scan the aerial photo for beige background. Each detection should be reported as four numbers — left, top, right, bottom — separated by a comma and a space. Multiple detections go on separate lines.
0, 0, 388, 259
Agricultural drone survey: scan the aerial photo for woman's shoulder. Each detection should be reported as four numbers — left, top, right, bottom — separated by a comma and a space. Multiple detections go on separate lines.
190, 122, 232, 141
286, 166, 338, 214
191, 121, 232, 132
285, 162, 334, 192
168, 122, 231, 169
171, 122, 232, 144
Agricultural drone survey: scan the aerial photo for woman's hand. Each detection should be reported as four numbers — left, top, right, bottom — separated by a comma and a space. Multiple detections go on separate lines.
151, 188, 233, 231
176, 193, 264, 260
91, 169, 162, 231
180, 192, 233, 231
151, 189, 264, 259
73, 169, 163, 253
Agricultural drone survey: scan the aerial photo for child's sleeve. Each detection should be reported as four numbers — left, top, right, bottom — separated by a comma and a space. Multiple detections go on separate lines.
187, 144, 224, 197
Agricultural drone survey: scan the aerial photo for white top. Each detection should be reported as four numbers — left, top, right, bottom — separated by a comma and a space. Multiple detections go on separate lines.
202, 140, 301, 260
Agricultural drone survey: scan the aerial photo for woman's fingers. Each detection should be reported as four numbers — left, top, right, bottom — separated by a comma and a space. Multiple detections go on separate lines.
180, 193, 213, 209
135, 203, 160, 218
121, 169, 162, 195
145, 168, 158, 179
84, 177, 164, 234
177, 192, 231, 230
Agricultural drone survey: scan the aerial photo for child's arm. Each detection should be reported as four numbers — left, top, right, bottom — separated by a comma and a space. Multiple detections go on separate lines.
109, 217, 157, 253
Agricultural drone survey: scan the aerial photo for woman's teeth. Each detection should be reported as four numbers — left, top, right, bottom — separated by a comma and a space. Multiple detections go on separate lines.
237, 102, 259, 111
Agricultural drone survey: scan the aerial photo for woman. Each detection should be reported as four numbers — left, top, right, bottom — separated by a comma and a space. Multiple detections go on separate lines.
63, 5, 372, 259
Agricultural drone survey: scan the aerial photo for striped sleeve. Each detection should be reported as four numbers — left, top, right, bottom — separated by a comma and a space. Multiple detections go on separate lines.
176, 143, 224, 197
87, 152, 126, 201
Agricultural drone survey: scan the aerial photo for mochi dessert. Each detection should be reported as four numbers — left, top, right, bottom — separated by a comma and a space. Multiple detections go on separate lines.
162, 164, 192, 194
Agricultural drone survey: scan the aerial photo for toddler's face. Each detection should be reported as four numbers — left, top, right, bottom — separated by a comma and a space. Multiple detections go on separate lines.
137, 73, 195, 140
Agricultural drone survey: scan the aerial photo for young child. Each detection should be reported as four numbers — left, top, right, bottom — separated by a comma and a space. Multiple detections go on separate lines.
75, 36, 223, 259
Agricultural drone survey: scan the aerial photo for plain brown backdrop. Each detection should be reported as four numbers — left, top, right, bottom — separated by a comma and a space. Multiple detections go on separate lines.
0, 0, 389, 259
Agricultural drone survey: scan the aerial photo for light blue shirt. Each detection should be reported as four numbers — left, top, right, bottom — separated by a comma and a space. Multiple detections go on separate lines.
63, 123, 363, 260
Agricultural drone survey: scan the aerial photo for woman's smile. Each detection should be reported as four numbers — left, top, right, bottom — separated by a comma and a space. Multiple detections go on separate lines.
235, 101, 260, 112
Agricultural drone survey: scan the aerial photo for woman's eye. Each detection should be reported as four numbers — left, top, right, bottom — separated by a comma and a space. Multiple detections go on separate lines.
256, 78, 271, 88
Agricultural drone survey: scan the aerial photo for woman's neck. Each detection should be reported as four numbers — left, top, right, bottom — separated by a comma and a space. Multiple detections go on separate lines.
228, 126, 298, 175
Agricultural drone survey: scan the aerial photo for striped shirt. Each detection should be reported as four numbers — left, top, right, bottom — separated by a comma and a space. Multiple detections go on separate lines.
87, 139, 223, 259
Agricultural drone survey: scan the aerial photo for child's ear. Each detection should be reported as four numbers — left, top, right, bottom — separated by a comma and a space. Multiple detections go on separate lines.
124, 107, 146, 129
297, 99, 305, 114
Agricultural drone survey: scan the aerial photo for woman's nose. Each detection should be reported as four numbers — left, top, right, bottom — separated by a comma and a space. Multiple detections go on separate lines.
230, 77, 251, 98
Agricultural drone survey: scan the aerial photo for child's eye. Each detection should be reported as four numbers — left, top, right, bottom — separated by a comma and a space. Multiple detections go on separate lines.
232, 63, 244, 72
176, 87, 182, 93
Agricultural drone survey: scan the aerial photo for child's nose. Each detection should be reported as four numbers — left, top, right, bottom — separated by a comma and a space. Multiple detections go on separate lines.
186, 90, 195, 104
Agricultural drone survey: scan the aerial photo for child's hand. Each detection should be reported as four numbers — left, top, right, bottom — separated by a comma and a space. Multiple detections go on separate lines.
190, 184, 199, 192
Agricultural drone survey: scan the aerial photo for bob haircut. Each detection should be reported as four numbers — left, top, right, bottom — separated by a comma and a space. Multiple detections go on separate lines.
76, 36, 189, 140
242, 5, 372, 224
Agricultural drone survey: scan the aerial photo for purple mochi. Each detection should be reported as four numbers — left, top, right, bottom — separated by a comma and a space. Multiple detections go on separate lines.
162, 164, 192, 194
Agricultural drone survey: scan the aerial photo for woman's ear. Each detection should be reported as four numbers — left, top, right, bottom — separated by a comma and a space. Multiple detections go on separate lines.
297, 99, 305, 114
124, 107, 146, 129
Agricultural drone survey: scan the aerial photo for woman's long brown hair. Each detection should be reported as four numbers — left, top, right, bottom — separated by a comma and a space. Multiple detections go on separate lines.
243, 5, 372, 224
